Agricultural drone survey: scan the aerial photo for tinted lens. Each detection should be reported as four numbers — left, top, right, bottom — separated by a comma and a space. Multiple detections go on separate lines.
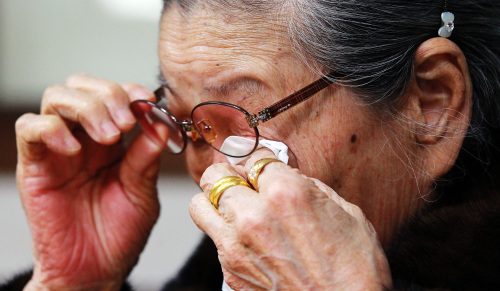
192, 103, 258, 157
130, 100, 185, 154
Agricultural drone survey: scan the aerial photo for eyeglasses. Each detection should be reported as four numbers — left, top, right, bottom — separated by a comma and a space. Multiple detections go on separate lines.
130, 72, 337, 158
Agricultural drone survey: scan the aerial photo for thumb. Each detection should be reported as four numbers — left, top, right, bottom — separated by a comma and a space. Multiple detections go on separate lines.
120, 82, 164, 195
120, 127, 166, 199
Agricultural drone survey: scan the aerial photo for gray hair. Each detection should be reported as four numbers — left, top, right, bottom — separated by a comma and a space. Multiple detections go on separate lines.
162, 0, 500, 184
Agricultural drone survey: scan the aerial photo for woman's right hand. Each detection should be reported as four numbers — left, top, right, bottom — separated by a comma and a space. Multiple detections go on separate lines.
15, 74, 164, 290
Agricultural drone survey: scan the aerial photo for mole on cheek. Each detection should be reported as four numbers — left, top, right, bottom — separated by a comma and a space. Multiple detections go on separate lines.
350, 134, 358, 153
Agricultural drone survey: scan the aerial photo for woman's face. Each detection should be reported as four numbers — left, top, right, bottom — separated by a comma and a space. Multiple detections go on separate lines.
158, 5, 426, 244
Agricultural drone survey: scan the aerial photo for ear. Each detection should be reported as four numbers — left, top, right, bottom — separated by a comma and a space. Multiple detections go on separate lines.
406, 37, 473, 179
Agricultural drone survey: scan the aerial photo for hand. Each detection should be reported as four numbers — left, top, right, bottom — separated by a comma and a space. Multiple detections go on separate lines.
16, 74, 164, 290
190, 150, 392, 290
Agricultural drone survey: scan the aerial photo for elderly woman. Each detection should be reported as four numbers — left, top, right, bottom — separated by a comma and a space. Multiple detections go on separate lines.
3, 0, 500, 290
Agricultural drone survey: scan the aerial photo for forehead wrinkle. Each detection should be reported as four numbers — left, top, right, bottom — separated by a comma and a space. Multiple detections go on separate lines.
159, 4, 299, 108
159, 4, 290, 65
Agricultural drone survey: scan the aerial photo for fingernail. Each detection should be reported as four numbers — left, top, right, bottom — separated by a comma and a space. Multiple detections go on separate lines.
64, 136, 81, 153
117, 108, 135, 125
101, 120, 120, 139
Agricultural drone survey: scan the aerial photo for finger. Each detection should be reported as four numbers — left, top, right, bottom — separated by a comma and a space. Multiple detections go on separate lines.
16, 113, 81, 162
189, 192, 225, 240
243, 148, 292, 192
41, 84, 121, 145
199, 163, 244, 193
66, 74, 136, 131
222, 266, 268, 291
190, 193, 273, 290
196, 162, 257, 247
121, 83, 156, 103
243, 147, 279, 169
199, 162, 276, 264
120, 123, 166, 202
199, 163, 256, 215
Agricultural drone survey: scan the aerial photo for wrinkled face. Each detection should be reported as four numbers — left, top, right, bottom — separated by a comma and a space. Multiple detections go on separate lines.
158, 4, 426, 244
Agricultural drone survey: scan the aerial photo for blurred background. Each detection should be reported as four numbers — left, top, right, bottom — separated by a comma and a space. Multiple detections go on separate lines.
0, 1, 204, 290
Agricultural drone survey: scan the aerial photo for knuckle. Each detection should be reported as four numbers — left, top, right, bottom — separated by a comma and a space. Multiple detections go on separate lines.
38, 115, 61, 135
121, 82, 144, 92
219, 241, 245, 270
41, 84, 66, 112
200, 163, 238, 191
236, 211, 265, 236
15, 113, 37, 135
345, 203, 365, 220
66, 74, 126, 101
210, 163, 235, 172
219, 239, 235, 257
188, 194, 204, 217
231, 203, 271, 246
15, 114, 63, 144
265, 176, 306, 207
65, 73, 90, 84
77, 97, 99, 114
68, 98, 102, 124
42, 84, 65, 99
101, 82, 125, 99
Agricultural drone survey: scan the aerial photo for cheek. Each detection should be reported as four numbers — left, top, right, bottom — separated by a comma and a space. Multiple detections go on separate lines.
185, 144, 214, 184
277, 101, 380, 187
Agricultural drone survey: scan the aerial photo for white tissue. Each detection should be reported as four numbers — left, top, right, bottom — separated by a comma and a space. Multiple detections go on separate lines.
220, 136, 289, 165
220, 136, 289, 291
222, 280, 232, 291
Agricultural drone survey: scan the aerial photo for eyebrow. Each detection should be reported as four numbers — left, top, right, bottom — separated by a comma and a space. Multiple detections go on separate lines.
201, 77, 266, 102
157, 70, 267, 103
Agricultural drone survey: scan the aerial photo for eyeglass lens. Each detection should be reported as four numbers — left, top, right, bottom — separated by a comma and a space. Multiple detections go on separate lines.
130, 101, 186, 154
191, 103, 258, 157
130, 100, 259, 157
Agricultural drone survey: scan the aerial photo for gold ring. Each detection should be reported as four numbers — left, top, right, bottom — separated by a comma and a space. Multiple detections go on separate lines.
248, 158, 283, 191
209, 176, 251, 211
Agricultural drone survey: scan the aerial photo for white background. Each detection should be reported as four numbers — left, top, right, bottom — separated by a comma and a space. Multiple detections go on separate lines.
0, 0, 162, 109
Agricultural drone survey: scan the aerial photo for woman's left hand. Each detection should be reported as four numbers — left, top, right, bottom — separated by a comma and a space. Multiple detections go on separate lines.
190, 150, 392, 290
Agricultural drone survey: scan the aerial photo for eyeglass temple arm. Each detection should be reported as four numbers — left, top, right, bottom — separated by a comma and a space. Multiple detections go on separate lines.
246, 72, 338, 127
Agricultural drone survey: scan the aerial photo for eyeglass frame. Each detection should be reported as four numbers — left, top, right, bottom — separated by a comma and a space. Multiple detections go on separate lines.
132, 71, 338, 157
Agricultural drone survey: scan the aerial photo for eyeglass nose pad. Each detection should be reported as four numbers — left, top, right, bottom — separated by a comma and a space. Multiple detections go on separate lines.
196, 119, 217, 143
186, 125, 199, 141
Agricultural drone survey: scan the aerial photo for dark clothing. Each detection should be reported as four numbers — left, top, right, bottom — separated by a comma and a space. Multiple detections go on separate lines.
388, 141, 500, 290
160, 235, 223, 291
0, 272, 134, 291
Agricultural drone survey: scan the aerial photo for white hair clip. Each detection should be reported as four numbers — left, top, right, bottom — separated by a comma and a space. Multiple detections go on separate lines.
438, 12, 455, 38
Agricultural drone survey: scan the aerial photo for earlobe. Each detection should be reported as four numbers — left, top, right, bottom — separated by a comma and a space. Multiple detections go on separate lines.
408, 37, 472, 178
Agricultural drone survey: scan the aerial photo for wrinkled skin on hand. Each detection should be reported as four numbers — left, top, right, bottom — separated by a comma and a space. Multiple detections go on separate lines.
16, 74, 163, 290
190, 150, 392, 290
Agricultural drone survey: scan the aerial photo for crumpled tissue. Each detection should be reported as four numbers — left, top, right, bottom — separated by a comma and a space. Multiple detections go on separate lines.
220, 136, 289, 166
